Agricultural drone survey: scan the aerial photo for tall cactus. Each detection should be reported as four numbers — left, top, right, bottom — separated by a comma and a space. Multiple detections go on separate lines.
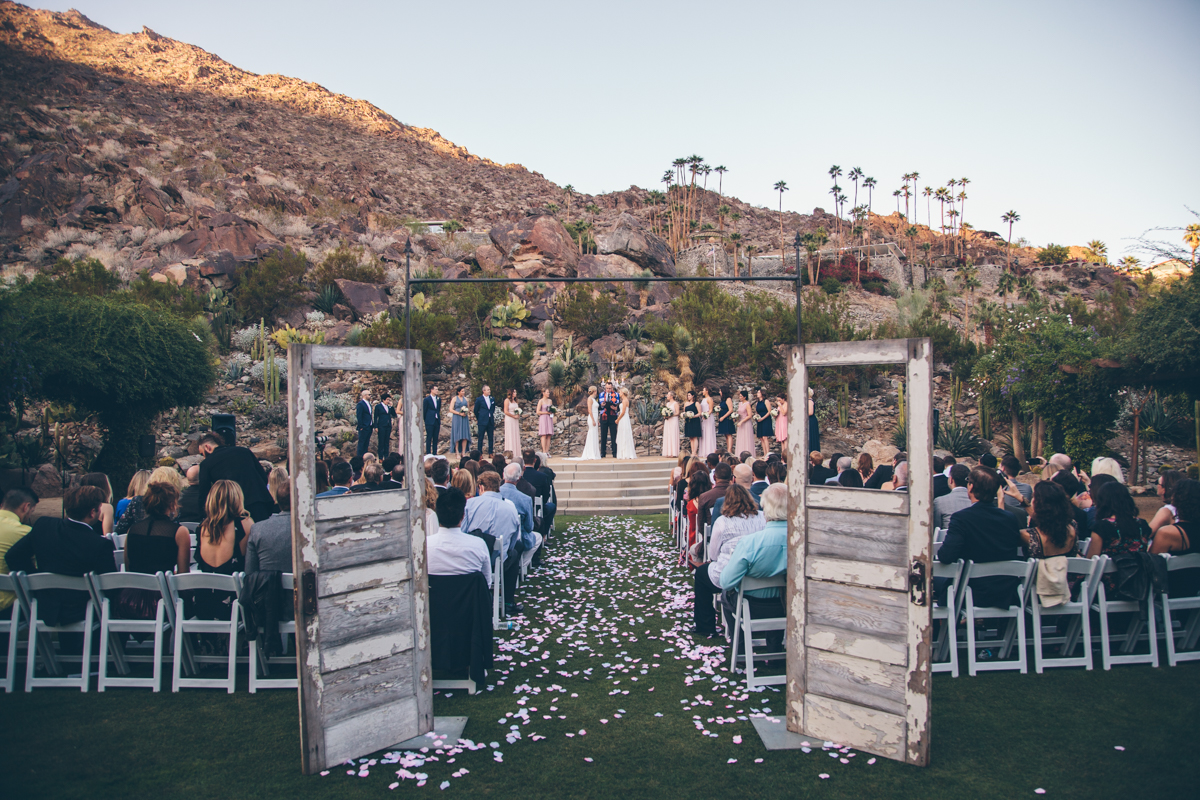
544, 321, 554, 354
837, 382, 850, 428
255, 320, 280, 405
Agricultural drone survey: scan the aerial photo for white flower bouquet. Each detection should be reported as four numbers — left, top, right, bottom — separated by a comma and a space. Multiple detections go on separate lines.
681, 411, 696, 420
661, 407, 672, 419
770, 408, 780, 418
549, 406, 559, 415
511, 406, 522, 416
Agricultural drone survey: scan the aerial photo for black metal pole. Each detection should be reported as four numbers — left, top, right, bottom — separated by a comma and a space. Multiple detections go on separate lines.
404, 237, 413, 351
793, 232, 803, 346
408, 275, 801, 285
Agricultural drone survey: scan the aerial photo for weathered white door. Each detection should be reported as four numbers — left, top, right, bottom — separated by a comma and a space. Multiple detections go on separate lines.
287, 345, 432, 774
785, 338, 933, 765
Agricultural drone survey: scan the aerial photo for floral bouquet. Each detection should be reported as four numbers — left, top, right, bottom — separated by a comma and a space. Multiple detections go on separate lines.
549, 406, 559, 415
752, 413, 763, 423
702, 411, 711, 419
770, 408, 780, 418
660, 407, 672, 419
511, 406, 521, 416
681, 410, 695, 420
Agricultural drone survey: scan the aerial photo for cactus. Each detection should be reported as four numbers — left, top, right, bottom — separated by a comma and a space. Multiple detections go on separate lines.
979, 396, 992, 440
837, 382, 850, 428
544, 321, 554, 353
254, 320, 281, 405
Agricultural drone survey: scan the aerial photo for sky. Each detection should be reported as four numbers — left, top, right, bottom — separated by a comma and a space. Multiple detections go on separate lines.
38, 0, 1200, 257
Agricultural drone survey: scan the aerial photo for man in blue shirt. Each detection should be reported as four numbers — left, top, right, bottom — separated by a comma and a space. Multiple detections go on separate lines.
462, 471, 522, 614
501, 463, 541, 573
720, 483, 789, 649
317, 461, 354, 498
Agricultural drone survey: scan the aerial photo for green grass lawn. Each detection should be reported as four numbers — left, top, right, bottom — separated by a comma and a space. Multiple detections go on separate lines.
2, 512, 1196, 799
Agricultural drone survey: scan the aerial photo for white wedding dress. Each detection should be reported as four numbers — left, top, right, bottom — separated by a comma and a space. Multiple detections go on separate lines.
580, 398, 601, 460
616, 401, 637, 459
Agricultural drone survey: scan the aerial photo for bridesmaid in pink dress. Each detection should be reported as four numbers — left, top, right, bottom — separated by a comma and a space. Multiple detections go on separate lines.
662, 392, 680, 458
735, 389, 755, 456
774, 394, 788, 447
699, 387, 717, 457
536, 389, 554, 454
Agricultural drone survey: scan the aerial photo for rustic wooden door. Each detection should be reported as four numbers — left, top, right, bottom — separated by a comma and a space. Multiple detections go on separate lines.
287, 345, 432, 774
784, 338, 934, 765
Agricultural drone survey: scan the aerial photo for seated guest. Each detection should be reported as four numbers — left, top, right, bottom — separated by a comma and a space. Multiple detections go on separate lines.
934, 464, 972, 529
314, 461, 329, 496
720, 483, 789, 639
430, 459, 451, 497
317, 461, 354, 497
80, 473, 116, 535
427, 487, 491, 586
462, 471, 521, 613
825, 455, 850, 485
535, 455, 557, 532
837, 463, 864, 488
125, 480, 191, 576
4, 486, 115, 625
1149, 469, 1186, 535
0, 488, 37, 612
691, 484, 765, 637
698, 463, 733, 531
350, 462, 386, 493
686, 470, 713, 561
749, 460, 769, 505
197, 431, 278, 523
889, 461, 909, 492
352, 455, 367, 483
422, 454, 437, 478
115, 465, 183, 535
267, 467, 288, 506
177, 465, 204, 523
739, 451, 752, 464
732, 463, 753, 491
978, 453, 998, 470
423, 479, 439, 537
522, 449, 553, 532
766, 460, 786, 488
451, 467, 476, 498
857, 453, 874, 484
1000, 455, 1032, 508
1150, 478, 1200, 597
942, 455, 957, 477
502, 464, 541, 573
706, 453, 721, 482
1086, 482, 1149, 592
116, 470, 151, 523
246, 480, 295, 574
865, 452, 902, 491
1090, 457, 1124, 484
1020, 481, 1078, 558
388, 463, 405, 489
809, 451, 834, 485
937, 467, 1023, 607
1050, 470, 1092, 540
930, 456, 950, 498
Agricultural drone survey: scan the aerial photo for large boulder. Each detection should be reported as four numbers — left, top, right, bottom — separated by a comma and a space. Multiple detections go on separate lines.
174, 210, 278, 259
0, 149, 94, 236
596, 212, 676, 276
335, 278, 388, 318
489, 212, 579, 278
576, 253, 643, 280
859, 439, 899, 467
475, 243, 505, 272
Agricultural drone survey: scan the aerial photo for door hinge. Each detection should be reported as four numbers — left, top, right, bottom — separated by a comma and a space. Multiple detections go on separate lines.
301, 570, 318, 618
908, 559, 927, 606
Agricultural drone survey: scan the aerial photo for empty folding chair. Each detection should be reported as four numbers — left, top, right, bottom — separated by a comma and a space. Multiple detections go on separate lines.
963, 560, 1035, 676
932, 560, 965, 677
167, 572, 240, 692
727, 574, 786, 689
244, 573, 297, 692
0, 573, 28, 693
1092, 558, 1158, 669
1029, 557, 1103, 673
1160, 553, 1200, 666
90, 571, 170, 691
19, 572, 98, 692
492, 537, 507, 631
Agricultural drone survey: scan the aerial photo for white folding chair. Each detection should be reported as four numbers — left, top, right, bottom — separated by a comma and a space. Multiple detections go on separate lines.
0, 573, 28, 693
963, 560, 1034, 676
111, 533, 128, 550
112, 549, 125, 572
492, 537, 506, 631
727, 574, 786, 689
1092, 558, 1158, 669
19, 572, 97, 692
167, 572, 240, 692
89, 571, 170, 691
1029, 557, 1102, 673
932, 560, 965, 677
243, 573, 297, 692
1161, 553, 1200, 666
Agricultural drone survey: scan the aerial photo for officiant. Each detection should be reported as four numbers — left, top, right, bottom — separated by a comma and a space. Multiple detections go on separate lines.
598, 382, 620, 458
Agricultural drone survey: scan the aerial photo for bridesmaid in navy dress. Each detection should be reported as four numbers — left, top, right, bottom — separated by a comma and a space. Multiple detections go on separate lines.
754, 389, 773, 457
716, 387, 736, 454
807, 387, 820, 455
683, 390, 702, 456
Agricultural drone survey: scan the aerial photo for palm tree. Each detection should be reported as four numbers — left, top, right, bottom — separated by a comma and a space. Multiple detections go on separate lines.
975, 298, 1001, 347
714, 165, 728, 199
729, 232, 743, 276
946, 209, 960, 257
958, 177, 970, 225
774, 180, 789, 263
1001, 210, 1020, 271
863, 176, 877, 215
443, 219, 465, 242
956, 191, 968, 255
828, 184, 841, 233
745, 243, 758, 278
901, 173, 913, 219
909, 172, 920, 217
923, 186, 933, 228
997, 269, 1019, 307
563, 184, 574, 219
935, 187, 951, 248
1083, 240, 1108, 264
717, 204, 731, 231
1119, 255, 1142, 273
1186, 223, 1200, 267
893, 188, 902, 215
957, 265, 981, 340
849, 167, 863, 215
1017, 276, 1040, 304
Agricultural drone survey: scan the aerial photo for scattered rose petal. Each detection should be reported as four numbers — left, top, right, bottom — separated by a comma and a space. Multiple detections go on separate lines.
868, 758, 876, 765
1035, 791, 1046, 796
732, 735, 742, 744
584, 757, 593, 762
1114, 746, 1125, 751
819, 773, 830, 779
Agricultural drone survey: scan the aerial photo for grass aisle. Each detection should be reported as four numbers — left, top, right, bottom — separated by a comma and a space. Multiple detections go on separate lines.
2, 513, 1196, 799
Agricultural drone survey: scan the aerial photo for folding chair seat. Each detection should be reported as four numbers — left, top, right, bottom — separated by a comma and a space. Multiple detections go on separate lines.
1161, 553, 1200, 666
963, 560, 1034, 676
243, 573, 298, 692
167, 572, 240, 692
1029, 556, 1103, 673
727, 575, 786, 689
19, 572, 98, 692
932, 560, 965, 677
491, 537, 508, 631
1092, 558, 1158, 669
89, 571, 170, 691
0, 573, 28, 693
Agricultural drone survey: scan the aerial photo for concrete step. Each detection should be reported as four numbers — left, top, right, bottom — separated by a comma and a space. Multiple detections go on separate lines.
556, 485, 665, 500
553, 476, 674, 489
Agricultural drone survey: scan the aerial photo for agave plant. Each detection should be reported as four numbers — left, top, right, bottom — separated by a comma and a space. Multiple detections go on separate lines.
490, 293, 532, 329
936, 416, 986, 458
650, 341, 670, 369
313, 283, 343, 314
635, 398, 664, 426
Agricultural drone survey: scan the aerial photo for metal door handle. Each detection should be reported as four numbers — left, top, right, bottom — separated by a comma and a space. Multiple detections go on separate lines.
908, 560, 927, 606
301, 570, 318, 618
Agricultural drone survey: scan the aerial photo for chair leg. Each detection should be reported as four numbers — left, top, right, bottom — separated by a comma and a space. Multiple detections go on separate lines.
172, 600, 183, 692
1146, 600, 1159, 668
98, 608, 110, 692
728, 600, 742, 672
226, 606, 239, 694
3, 608, 17, 693
152, 603, 164, 692
1081, 608, 1093, 671
24, 600, 38, 693
1099, 602, 1112, 671
1015, 605, 1028, 674
1162, 596, 1178, 667
948, 610, 959, 678
1032, 604, 1044, 674
80, 604, 92, 693
965, 601, 978, 677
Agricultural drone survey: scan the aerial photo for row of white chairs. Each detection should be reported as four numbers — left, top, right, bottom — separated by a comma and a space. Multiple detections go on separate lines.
106, 525, 200, 573
0, 569, 297, 693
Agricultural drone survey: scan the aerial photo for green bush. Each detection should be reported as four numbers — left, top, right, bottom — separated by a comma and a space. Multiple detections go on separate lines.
820, 276, 843, 294
430, 278, 506, 341
468, 339, 535, 399
358, 310, 456, 368
45, 257, 121, 296
128, 270, 205, 317
558, 288, 625, 340
1036, 243, 1071, 265
232, 247, 309, 323
309, 244, 385, 289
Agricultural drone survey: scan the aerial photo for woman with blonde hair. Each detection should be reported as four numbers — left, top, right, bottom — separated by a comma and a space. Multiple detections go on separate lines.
190, 480, 253, 619
117, 470, 152, 522
580, 386, 601, 460
115, 465, 187, 535
1090, 457, 1124, 484
267, 466, 289, 504
451, 466, 476, 498
424, 478, 439, 535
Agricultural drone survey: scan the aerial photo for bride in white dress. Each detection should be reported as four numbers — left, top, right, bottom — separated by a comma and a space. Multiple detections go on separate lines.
616, 387, 637, 460
580, 386, 601, 460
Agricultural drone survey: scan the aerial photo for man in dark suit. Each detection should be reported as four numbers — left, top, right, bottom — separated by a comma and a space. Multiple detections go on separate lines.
5, 486, 114, 626
473, 384, 496, 456
197, 431, 278, 522
374, 393, 396, 459
521, 449, 552, 533
350, 462, 386, 493
808, 451, 835, 485
865, 451, 904, 490
423, 385, 442, 455
936, 467, 1023, 607
698, 462, 733, 532
598, 382, 619, 458
749, 459, 769, 505
355, 389, 374, 458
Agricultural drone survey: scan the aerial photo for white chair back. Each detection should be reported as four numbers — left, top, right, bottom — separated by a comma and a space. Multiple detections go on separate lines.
1028, 556, 1102, 673
242, 572, 298, 692
932, 560, 965, 677
0, 573, 26, 693
1091, 557, 1158, 669
167, 572, 240, 693
962, 559, 1035, 676
18, 572, 97, 692
728, 573, 786, 689
1161, 553, 1200, 666
89, 571, 170, 691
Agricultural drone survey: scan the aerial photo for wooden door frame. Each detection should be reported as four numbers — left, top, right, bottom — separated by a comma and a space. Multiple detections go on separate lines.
288, 344, 432, 774
785, 338, 934, 766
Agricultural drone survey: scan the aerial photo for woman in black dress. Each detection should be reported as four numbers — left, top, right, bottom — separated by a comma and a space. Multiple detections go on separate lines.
121, 480, 192, 618
754, 389, 773, 457
190, 480, 253, 620
716, 388, 736, 454
683, 390, 702, 456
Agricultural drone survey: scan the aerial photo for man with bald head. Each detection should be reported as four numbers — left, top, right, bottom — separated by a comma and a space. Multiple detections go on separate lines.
177, 464, 204, 523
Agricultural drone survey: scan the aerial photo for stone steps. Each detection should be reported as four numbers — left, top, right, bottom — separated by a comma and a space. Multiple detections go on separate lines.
547, 457, 675, 516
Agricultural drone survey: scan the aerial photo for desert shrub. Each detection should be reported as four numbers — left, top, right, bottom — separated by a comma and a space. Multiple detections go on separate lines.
128, 270, 205, 316
1036, 243, 1071, 265
231, 325, 261, 352
668, 283, 792, 381
908, 310, 978, 382
309, 244, 385, 288
249, 401, 288, 429
430, 276, 507, 340
232, 247, 308, 323
358, 310, 456, 368
249, 357, 288, 384
468, 339, 535, 399
45, 257, 121, 296
315, 391, 352, 420
820, 276, 842, 294
558, 287, 625, 340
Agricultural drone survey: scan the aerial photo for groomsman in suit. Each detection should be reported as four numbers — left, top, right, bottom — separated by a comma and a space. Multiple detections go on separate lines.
374, 393, 396, 459
423, 385, 442, 455
598, 382, 619, 458
355, 389, 373, 458
473, 384, 496, 456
